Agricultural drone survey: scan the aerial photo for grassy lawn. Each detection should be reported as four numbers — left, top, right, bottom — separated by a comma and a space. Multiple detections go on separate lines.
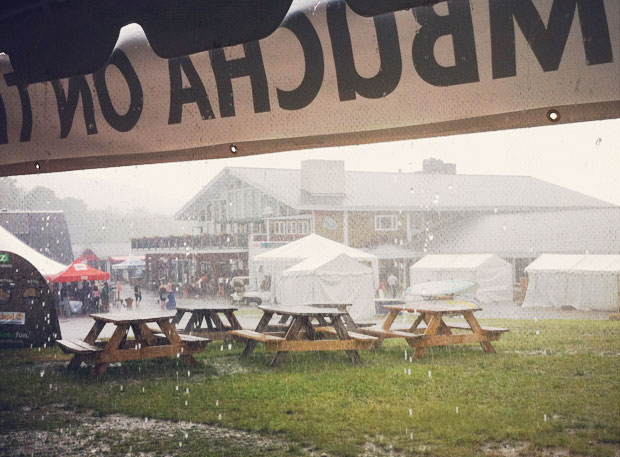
1, 319, 619, 456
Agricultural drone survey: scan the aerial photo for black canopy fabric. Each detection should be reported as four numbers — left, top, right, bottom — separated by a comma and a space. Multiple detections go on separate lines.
0, 0, 295, 83
0, 0, 446, 83
0, 251, 61, 348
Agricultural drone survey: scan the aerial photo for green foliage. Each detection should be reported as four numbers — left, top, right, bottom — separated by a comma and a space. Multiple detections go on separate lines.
1, 319, 619, 456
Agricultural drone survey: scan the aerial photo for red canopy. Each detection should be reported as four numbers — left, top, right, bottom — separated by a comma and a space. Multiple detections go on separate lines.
48, 259, 109, 283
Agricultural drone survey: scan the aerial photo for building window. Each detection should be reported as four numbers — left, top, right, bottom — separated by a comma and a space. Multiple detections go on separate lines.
286, 221, 297, 234
375, 215, 398, 231
298, 221, 309, 234
274, 221, 285, 234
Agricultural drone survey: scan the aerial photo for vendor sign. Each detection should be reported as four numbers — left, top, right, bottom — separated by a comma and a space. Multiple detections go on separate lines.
0, 312, 25, 325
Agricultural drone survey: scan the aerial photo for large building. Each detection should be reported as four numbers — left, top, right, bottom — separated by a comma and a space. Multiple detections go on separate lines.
131, 159, 619, 291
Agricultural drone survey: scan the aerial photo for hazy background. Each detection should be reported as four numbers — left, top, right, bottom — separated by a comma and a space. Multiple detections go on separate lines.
12, 118, 620, 216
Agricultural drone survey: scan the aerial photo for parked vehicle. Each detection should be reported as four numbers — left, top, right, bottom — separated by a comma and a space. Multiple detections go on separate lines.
230, 276, 263, 306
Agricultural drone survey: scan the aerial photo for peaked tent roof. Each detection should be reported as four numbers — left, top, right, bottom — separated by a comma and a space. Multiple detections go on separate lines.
112, 255, 146, 270
177, 166, 615, 218
525, 254, 620, 273
254, 234, 378, 263
0, 225, 67, 277
48, 259, 110, 283
284, 253, 373, 275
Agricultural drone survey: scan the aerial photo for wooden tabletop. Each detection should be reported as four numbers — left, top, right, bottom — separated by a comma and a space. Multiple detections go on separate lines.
382, 302, 482, 314
175, 304, 239, 312
259, 305, 346, 316
90, 311, 177, 324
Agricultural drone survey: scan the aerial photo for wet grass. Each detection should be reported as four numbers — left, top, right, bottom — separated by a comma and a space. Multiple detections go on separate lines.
1, 319, 619, 456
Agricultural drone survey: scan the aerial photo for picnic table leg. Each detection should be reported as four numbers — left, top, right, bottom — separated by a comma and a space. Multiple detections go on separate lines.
408, 314, 424, 333
92, 323, 129, 377
242, 311, 273, 357
134, 323, 157, 346
184, 311, 203, 333
210, 312, 227, 331
159, 319, 198, 366
270, 316, 304, 368
382, 310, 400, 331
224, 310, 242, 330
83, 320, 106, 344
463, 311, 496, 353
67, 355, 83, 370
171, 310, 184, 325
412, 313, 442, 359
332, 315, 361, 364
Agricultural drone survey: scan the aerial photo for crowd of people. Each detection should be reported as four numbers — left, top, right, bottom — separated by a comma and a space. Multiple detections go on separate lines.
53, 280, 144, 317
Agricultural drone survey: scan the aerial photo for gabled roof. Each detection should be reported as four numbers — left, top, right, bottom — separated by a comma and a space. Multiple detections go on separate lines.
177, 165, 615, 218
423, 208, 620, 257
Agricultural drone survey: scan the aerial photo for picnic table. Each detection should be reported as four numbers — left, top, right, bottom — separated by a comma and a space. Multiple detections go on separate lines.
360, 301, 508, 359
171, 304, 242, 340
231, 305, 378, 367
57, 311, 210, 376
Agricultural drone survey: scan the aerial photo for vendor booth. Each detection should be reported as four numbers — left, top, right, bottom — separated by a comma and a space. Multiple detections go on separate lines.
280, 253, 375, 319
253, 234, 379, 304
410, 254, 513, 303
523, 254, 620, 311
0, 251, 61, 348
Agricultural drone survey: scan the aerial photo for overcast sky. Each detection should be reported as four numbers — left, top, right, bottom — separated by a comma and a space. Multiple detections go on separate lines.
14, 118, 620, 215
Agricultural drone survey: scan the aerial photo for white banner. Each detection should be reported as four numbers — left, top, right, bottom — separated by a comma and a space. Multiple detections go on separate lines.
0, 0, 618, 175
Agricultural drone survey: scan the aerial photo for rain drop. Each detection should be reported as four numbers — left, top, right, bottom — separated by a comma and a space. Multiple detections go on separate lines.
595, 137, 602, 146
428, 370, 432, 379
544, 414, 548, 422
494, 207, 498, 214
428, 233, 434, 241
218, 414, 222, 420
40, 370, 45, 378
456, 406, 459, 414
409, 408, 413, 416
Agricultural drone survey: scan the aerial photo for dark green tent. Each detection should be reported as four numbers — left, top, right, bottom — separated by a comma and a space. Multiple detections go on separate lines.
0, 251, 61, 348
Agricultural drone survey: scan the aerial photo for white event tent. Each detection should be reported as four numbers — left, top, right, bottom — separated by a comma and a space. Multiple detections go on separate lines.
410, 254, 513, 303
280, 253, 375, 319
523, 254, 620, 311
253, 234, 379, 304
0, 225, 67, 277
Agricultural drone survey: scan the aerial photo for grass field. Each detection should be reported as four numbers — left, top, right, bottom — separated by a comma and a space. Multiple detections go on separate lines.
1, 319, 619, 456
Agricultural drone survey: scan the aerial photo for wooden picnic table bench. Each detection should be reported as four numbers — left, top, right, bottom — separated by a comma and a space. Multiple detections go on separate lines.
57, 311, 210, 376
231, 305, 379, 367
272, 303, 372, 331
359, 301, 508, 359
171, 304, 242, 340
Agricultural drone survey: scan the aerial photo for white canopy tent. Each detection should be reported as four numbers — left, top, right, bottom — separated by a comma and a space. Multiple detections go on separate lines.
111, 255, 146, 270
280, 254, 375, 319
0, 225, 67, 277
523, 254, 620, 311
253, 234, 379, 304
410, 254, 513, 303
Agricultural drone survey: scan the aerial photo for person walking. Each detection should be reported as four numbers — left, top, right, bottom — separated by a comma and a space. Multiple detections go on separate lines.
134, 284, 142, 307
101, 282, 110, 312
387, 272, 398, 298
166, 287, 177, 310
159, 284, 168, 309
